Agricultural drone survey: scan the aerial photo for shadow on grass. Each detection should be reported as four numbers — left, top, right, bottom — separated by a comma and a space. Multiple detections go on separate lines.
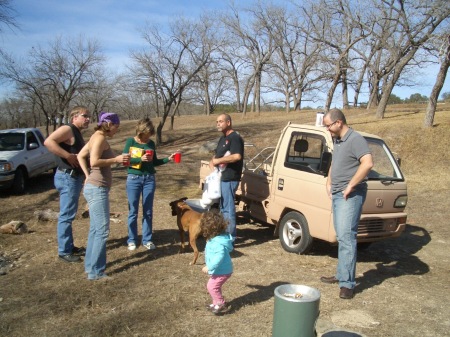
354, 224, 430, 294
308, 224, 430, 295
105, 213, 277, 275
228, 281, 288, 313
0, 171, 56, 198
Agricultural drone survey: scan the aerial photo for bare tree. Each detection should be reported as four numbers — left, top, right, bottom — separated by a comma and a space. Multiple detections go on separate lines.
300, 0, 371, 110
0, 0, 18, 36
425, 34, 450, 127
259, 2, 324, 112
189, 61, 233, 115
0, 96, 30, 128
75, 70, 120, 122
130, 16, 213, 145
367, 0, 450, 119
185, 14, 232, 116
221, 3, 275, 115
0, 35, 105, 135
217, 39, 253, 113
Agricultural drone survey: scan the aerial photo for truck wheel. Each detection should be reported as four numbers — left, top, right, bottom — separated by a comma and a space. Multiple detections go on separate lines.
279, 211, 313, 254
357, 242, 372, 250
11, 167, 26, 194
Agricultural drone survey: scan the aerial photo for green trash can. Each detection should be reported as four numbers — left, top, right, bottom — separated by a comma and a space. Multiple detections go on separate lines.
272, 284, 320, 337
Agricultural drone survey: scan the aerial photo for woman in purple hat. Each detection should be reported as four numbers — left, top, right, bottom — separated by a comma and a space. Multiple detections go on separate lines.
78, 112, 129, 281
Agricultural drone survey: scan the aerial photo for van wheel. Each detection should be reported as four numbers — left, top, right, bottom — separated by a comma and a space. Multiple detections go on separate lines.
11, 167, 26, 194
279, 211, 313, 254
357, 242, 372, 250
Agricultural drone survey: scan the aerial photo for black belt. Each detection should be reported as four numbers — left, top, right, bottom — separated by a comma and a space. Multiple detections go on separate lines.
57, 168, 81, 177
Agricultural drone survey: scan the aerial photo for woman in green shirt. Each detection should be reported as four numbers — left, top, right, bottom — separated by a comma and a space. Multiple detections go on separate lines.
123, 118, 175, 251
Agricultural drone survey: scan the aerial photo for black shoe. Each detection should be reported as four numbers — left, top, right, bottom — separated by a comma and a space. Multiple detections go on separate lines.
320, 276, 339, 284
59, 254, 81, 263
72, 246, 86, 256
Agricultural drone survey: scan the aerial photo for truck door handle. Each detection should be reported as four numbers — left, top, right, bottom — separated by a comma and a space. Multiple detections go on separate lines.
278, 178, 284, 191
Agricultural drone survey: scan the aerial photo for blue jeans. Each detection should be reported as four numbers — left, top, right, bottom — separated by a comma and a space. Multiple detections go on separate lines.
83, 183, 110, 279
220, 180, 239, 239
126, 174, 156, 245
332, 188, 367, 289
54, 171, 84, 256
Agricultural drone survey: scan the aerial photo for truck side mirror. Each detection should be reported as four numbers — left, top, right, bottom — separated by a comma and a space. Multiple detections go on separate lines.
27, 142, 39, 150
319, 152, 332, 175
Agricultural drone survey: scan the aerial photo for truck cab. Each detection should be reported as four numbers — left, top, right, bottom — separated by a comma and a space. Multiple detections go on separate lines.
0, 128, 58, 194
200, 122, 407, 254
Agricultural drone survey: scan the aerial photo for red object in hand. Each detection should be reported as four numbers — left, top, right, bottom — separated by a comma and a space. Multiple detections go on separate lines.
146, 149, 154, 161
122, 153, 130, 166
174, 151, 181, 163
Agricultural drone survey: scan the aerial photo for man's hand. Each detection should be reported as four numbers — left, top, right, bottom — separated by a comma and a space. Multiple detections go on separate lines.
65, 153, 79, 168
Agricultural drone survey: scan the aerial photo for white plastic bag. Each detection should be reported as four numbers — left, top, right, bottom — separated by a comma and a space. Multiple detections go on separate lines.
204, 168, 221, 199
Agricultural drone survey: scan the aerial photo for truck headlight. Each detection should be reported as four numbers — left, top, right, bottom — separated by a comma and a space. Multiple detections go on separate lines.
0, 162, 13, 172
394, 195, 408, 208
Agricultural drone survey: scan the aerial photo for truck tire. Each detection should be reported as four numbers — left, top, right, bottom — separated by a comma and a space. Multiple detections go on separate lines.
279, 211, 313, 254
11, 167, 26, 194
357, 242, 372, 250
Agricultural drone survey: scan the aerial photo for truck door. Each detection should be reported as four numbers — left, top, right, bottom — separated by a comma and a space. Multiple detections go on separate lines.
271, 130, 334, 242
24, 131, 49, 176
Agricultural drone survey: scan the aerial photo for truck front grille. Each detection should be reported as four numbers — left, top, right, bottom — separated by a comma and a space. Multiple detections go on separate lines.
358, 219, 385, 234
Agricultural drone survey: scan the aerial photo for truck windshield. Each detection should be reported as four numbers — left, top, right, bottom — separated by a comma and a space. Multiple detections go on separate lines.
365, 137, 404, 181
0, 133, 25, 151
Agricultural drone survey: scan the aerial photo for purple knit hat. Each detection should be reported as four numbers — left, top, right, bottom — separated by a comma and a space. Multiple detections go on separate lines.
98, 112, 120, 126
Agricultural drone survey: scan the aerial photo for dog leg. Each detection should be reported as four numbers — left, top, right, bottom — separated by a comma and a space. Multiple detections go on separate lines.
177, 220, 186, 253
188, 226, 202, 265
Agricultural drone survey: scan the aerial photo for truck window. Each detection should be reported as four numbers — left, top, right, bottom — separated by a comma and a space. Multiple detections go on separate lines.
365, 137, 404, 181
284, 132, 327, 175
0, 133, 25, 150
35, 130, 45, 145
26, 131, 39, 150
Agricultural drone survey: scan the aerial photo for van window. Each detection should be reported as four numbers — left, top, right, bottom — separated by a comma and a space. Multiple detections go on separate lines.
284, 132, 327, 174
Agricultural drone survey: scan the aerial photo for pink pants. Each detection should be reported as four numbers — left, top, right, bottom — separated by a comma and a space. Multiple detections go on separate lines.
207, 274, 232, 305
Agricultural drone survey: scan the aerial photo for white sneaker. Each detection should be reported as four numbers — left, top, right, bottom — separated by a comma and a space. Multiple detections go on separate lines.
144, 242, 156, 250
128, 243, 136, 251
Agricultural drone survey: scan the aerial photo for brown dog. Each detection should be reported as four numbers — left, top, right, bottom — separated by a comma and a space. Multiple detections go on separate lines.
169, 197, 203, 265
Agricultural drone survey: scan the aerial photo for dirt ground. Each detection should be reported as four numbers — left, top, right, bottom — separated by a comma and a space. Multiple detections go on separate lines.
0, 107, 449, 337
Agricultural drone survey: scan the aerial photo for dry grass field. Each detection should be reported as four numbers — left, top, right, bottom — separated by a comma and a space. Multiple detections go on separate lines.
0, 104, 449, 337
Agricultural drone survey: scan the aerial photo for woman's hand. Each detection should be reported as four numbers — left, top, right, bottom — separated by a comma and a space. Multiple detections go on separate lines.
116, 153, 130, 165
202, 266, 208, 274
141, 150, 154, 162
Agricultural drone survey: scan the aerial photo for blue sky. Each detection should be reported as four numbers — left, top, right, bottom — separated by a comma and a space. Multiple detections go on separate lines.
0, 0, 448, 105
1, 0, 237, 70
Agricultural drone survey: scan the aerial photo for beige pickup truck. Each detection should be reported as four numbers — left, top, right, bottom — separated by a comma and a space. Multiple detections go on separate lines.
200, 122, 407, 254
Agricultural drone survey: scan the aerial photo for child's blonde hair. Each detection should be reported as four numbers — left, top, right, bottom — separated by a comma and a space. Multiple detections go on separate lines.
201, 210, 228, 240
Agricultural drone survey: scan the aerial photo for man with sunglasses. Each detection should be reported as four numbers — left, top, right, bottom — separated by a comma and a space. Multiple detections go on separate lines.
320, 108, 374, 299
44, 106, 91, 263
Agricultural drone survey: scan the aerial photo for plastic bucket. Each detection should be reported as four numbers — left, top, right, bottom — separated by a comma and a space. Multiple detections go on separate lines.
272, 284, 320, 337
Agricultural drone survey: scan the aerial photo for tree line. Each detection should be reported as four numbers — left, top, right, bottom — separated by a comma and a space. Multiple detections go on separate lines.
0, 0, 449, 141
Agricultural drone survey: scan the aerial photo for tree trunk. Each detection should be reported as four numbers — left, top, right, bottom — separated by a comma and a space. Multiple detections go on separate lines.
204, 78, 211, 116
285, 84, 290, 113
341, 69, 349, 109
353, 64, 367, 107
254, 72, 261, 114
156, 122, 163, 146
325, 72, 340, 111
424, 40, 450, 127
169, 115, 174, 131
